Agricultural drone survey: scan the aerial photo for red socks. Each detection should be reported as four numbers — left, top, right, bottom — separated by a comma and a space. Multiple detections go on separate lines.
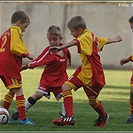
63, 90, 73, 117
16, 95, 26, 120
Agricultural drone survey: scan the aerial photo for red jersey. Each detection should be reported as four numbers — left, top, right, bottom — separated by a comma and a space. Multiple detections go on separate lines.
29, 44, 69, 87
0, 26, 29, 80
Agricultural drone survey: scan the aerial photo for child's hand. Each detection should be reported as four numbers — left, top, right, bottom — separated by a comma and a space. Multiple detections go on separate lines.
27, 54, 34, 60
120, 57, 130, 66
49, 46, 61, 52
120, 59, 125, 66
21, 64, 29, 71
116, 36, 122, 42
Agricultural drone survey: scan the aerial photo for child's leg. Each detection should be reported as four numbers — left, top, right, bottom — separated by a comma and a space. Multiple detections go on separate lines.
2, 92, 14, 110
25, 92, 43, 111
14, 88, 26, 121
62, 83, 73, 117
61, 102, 66, 116
16, 93, 26, 121
84, 86, 106, 119
89, 99, 106, 118
130, 86, 133, 114
1, 76, 15, 110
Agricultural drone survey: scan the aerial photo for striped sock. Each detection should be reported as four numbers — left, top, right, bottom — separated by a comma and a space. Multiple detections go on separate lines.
2, 94, 13, 110
130, 101, 133, 114
16, 95, 26, 121
92, 100, 106, 119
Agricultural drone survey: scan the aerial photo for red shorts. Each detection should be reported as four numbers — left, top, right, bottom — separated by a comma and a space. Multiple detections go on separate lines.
65, 73, 103, 99
0, 76, 22, 90
36, 84, 62, 101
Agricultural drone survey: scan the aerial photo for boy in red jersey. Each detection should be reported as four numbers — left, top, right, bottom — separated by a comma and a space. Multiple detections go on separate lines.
11, 25, 71, 120
120, 16, 133, 123
0, 11, 35, 124
50, 16, 122, 127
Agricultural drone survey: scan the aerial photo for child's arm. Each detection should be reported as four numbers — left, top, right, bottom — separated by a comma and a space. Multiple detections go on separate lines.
49, 40, 78, 52
120, 56, 132, 66
106, 35, 122, 44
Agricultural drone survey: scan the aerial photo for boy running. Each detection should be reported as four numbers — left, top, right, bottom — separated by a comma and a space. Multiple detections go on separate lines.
50, 15, 122, 127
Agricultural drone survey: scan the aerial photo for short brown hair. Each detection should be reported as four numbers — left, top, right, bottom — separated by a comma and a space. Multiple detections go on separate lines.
129, 16, 133, 23
47, 25, 62, 37
67, 16, 86, 30
11, 11, 30, 24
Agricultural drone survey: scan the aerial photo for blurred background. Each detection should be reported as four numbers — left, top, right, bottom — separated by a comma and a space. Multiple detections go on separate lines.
0, 1, 132, 69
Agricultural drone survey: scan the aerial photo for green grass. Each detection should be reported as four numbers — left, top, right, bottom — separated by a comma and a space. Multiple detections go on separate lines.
0, 68, 133, 131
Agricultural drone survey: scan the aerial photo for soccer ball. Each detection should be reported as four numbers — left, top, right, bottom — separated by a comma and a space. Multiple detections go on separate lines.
0, 107, 9, 124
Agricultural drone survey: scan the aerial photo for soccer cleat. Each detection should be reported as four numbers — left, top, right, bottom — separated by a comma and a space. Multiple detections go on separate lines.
93, 112, 109, 127
52, 114, 76, 126
125, 114, 133, 123
12, 110, 19, 120
8, 118, 14, 123
18, 118, 35, 125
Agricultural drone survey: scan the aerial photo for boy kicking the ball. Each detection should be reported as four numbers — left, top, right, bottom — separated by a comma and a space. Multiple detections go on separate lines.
0, 11, 34, 125
50, 15, 122, 127
12, 25, 71, 120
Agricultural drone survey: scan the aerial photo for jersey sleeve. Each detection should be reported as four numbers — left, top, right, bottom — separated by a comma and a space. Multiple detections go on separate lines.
96, 36, 108, 52
10, 28, 29, 57
130, 55, 133, 61
29, 48, 54, 69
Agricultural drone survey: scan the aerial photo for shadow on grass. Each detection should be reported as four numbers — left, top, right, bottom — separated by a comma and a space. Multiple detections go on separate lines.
0, 100, 132, 132
104, 85, 129, 89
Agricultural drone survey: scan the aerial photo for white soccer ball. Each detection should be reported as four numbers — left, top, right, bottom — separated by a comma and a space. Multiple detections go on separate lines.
0, 107, 9, 124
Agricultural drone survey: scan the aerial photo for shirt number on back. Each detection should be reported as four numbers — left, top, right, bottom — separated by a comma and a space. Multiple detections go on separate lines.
0, 35, 7, 52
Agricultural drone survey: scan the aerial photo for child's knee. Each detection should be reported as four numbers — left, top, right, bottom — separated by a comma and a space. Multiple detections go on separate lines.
62, 84, 71, 91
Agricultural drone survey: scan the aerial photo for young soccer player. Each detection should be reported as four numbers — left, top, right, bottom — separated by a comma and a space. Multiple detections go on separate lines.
0, 11, 35, 124
120, 16, 133, 123
50, 15, 122, 127
11, 25, 71, 120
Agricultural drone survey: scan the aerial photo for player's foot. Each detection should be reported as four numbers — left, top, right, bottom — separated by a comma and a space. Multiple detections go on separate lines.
52, 114, 76, 126
12, 110, 19, 120
8, 118, 14, 123
125, 114, 133, 123
18, 118, 35, 125
93, 112, 109, 127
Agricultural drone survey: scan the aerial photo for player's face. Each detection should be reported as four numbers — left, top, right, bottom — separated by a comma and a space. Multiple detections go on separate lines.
18, 19, 30, 32
130, 22, 133, 32
68, 27, 82, 38
47, 34, 62, 47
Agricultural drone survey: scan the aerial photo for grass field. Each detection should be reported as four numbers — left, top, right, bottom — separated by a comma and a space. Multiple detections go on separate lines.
0, 68, 133, 131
